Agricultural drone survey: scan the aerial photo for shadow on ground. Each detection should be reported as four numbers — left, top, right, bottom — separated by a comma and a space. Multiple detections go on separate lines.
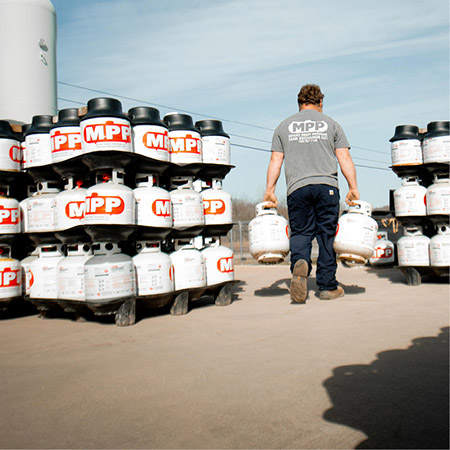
323, 327, 450, 449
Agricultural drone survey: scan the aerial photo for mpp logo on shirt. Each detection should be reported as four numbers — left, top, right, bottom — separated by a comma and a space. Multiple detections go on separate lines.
288, 120, 328, 133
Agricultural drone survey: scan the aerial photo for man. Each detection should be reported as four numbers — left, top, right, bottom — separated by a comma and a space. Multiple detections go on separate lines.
264, 84, 359, 303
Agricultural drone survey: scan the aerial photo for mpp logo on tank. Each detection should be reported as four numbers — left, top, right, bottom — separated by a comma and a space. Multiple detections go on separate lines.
203, 199, 226, 215
85, 193, 125, 215
0, 268, 21, 287
0, 206, 20, 224
152, 199, 171, 217
142, 131, 169, 150
65, 201, 85, 219
217, 256, 233, 273
83, 120, 131, 143
170, 134, 201, 154
51, 131, 82, 151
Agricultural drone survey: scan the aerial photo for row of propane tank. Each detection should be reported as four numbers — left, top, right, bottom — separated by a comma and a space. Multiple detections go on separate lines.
0, 99, 231, 171
390, 121, 449, 166
247, 201, 450, 267
0, 173, 232, 236
0, 238, 234, 303
393, 175, 449, 217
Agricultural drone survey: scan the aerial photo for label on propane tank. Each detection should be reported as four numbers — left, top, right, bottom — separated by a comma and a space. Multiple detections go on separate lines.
0, 201, 21, 233
0, 264, 21, 298
398, 242, 430, 266
58, 264, 86, 300
0, 138, 21, 172
171, 195, 203, 228
423, 136, 450, 163
133, 124, 169, 161
135, 260, 173, 295
173, 256, 205, 289
81, 117, 132, 153
84, 261, 136, 301
427, 190, 450, 214
394, 193, 426, 216
51, 126, 82, 163
27, 198, 55, 231
430, 242, 450, 266
168, 130, 202, 164
202, 197, 232, 224
391, 139, 423, 166
25, 133, 52, 168
30, 265, 59, 298
84, 192, 134, 225
201, 136, 230, 164
135, 195, 172, 227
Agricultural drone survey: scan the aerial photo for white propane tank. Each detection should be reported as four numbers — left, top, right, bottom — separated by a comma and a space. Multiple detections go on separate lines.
50, 108, 82, 164
249, 202, 290, 264
54, 178, 87, 232
164, 113, 202, 164
20, 248, 39, 296
201, 179, 233, 226
0, 186, 21, 235
369, 231, 395, 266
84, 242, 136, 303
24, 115, 53, 169
334, 200, 378, 265
170, 241, 206, 290
430, 224, 450, 267
394, 177, 427, 217
0, 0, 57, 124
201, 239, 234, 285
134, 174, 172, 228
57, 243, 92, 301
422, 121, 450, 164
426, 174, 450, 216
29, 243, 64, 300
390, 125, 423, 166
128, 107, 169, 162
397, 226, 430, 267
83, 170, 135, 226
0, 121, 21, 172
133, 242, 174, 296
0, 246, 22, 301
80, 98, 132, 155
27, 181, 60, 233
195, 120, 231, 165
170, 177, 204, 230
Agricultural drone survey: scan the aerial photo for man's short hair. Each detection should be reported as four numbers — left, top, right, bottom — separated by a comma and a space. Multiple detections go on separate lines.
297, 84, 324, 107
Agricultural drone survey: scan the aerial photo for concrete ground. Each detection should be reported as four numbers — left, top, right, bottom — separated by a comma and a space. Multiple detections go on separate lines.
0, 264, 448, 449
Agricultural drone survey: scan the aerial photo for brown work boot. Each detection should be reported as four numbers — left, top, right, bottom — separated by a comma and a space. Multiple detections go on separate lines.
319, 285, 345, 300
290, 259, 308, 303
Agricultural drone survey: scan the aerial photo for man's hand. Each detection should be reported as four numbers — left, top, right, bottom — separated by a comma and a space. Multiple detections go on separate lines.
263, 191, 278, 208
345, 188, 360, 206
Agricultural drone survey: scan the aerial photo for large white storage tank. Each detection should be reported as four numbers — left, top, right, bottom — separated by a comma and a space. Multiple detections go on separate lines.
0, 0, 57, 124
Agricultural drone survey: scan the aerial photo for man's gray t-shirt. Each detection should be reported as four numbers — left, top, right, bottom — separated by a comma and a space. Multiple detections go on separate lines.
271, 109, 350, 196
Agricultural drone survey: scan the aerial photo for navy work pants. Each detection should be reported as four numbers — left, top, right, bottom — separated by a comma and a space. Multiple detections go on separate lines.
287, 184, 340, 291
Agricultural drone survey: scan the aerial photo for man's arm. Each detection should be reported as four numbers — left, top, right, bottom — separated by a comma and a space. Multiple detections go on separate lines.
335, 147, 359, 205
263, 151, 284, 207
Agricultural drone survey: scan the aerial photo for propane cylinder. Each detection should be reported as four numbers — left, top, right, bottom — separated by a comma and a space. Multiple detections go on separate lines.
0, 120, 21, 172
201, 179, 233, 226
170, 177, 204, 230
426, 174, 450, 215
249, 202, 290, 264
334, 201, 378, 264
27, 181, 60, 233
397, 226, 430, 267
430, 224, 450, 267
80, 98, 132, 155
54, 178, 87, 233
0, 245, 22, 301
0, 186, 21, 235
195, 120, 230, 165
57, 243, 92, 301
390, 125, 423, 166
20, 248, 39, 296
129, 107, 169, 162
170, 240, 206, 290
83, 170, 135, 227
134, 174, 172, 230
24, 115, 53, 169
29, 244, 65, 300
51, 108, 82, 164
394, 177, 427, 217
369, 231, 395, 266
133, 242, 174, 296
164, 113, 202, 164
422, 121, 450, 164
201, 238, 234, 285
84, 242, 136, 303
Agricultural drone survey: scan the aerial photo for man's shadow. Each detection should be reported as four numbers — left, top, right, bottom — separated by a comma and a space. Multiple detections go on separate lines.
323, 327, 449, 449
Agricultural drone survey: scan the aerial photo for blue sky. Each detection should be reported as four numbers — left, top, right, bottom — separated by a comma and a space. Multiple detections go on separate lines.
53, 0, 449, 208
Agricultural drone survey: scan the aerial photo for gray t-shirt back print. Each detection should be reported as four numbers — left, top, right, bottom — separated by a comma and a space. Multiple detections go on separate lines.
271, 110, 350, 196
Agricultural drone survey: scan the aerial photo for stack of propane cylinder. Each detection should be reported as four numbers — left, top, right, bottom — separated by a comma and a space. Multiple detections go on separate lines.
390, 121, 450, 284
0, 97, 236, 325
